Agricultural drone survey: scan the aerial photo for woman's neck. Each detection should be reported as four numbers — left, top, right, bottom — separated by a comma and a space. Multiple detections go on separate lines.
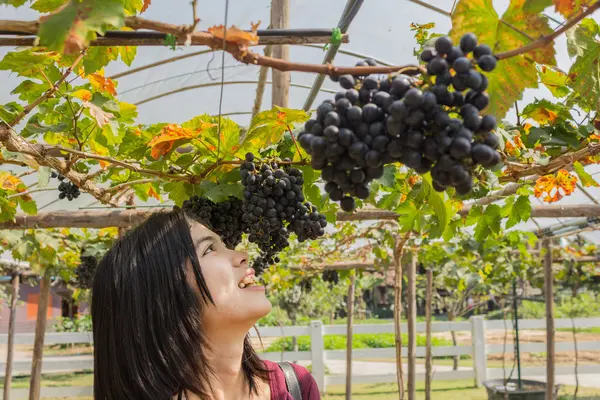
200, 325, 262, 400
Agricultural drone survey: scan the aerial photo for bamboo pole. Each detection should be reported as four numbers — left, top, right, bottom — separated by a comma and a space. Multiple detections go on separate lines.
425, 268, 433, 400
29, 269, 51, 400
345, 271, 356, 400
407, 253, 417, 400
3, 274, 20, 400
271, 0, 290, 108
544, 238, 555, 400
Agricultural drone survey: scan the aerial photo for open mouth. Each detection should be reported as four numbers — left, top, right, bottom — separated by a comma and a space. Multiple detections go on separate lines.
238, 274, 261, 289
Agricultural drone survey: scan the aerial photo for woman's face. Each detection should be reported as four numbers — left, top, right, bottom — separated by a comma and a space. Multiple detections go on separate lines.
189, 222, 272, 329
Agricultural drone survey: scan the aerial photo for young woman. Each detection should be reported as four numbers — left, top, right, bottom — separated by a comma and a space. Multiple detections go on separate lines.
91, 209, 321, 399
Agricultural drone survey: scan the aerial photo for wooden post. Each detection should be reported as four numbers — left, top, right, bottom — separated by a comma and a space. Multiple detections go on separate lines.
29, 269, 52, 400
394, 234, 409, 399
270, 0, 290, 108
3, 274, 20, 400
345, 271, 356, 400
407, 254, 417, 400
543, 238, 555, 400
425, 268, 433, 400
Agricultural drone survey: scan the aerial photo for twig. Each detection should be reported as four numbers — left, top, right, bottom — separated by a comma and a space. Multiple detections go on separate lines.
0, 158, 30, 168
286, 124, 304, 161
501, 142, 600, 182
7, 188, 57, 199
106, 178, 156, 193
9, 51, 86, 127
65, 97, 82, 150
394, 231, 411, 400
499, 19, 535, 42
188, 0, 200, 33
17, 170, 36, 179
408, 0, 450, 16
495, 1, 600, 60
515, 101, 521, 125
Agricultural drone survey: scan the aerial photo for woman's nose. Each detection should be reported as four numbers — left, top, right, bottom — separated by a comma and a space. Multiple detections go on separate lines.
232, 250, 248, 268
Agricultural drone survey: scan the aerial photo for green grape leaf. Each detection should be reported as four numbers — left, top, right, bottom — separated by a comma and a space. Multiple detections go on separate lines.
164, 181, 192, 207
119, 45, 138, 66
37, 167, 52, 190
539, 66, 570, 98
0, 191, 17, 223
0, 0, 27, 7
38, 0, 125, 54
573, 161, 599, 187
82, 47, 119, 74
0, 49, 61, 79
450, 0, 552, 118
203, 182, 243, 202
242, 107, 310, 153
566, 18, 600, 112
504, 195, 531, 229
474, 204, 502, 242
17, 196, 38, 215
395, 202, 419, 232
31, 0, 67, 12
0, 102, 24, 124
11, 80, 49, 102
182, 114, 240, 160
422, 174, 449, 238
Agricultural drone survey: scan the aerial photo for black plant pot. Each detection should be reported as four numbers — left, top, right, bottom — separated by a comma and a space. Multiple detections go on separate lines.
483, 379, 560, 400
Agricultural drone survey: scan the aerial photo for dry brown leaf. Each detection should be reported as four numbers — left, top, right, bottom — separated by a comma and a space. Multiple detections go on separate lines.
208, 21, 261, 46
141, 0, 151, 13
83, 101, 114, 127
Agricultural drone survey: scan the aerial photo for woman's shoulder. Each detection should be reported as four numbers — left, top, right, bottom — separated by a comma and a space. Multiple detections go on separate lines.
263, 360, 320, 400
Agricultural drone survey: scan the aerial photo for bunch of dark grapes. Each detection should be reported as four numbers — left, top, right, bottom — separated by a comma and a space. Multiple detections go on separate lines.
322, 270, 339, 287
181, 196, 246, 250
53, 172, 80, 201
240, 152, 327, 273
75, 253, 97, 290
298, 33, 501, 212
299, 278, 313, 293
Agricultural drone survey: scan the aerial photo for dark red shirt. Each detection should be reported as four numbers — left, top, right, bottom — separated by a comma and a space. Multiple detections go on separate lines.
263, 360, 321, 400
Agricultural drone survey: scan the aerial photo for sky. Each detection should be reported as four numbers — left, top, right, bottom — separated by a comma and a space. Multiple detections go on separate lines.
1, 0, 600, 247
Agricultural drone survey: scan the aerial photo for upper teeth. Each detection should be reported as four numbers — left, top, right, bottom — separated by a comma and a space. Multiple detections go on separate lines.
239, 275, 255, 288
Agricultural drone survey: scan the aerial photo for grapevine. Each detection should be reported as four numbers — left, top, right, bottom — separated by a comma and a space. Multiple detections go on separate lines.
298, 33, 501, 212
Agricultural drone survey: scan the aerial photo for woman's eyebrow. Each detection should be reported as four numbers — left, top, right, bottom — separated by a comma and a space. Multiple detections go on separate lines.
194, 235, 215, 248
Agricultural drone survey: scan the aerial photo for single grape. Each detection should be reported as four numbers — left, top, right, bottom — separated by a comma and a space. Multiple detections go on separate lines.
374, 91, 390, 108
340, 196, 356, 212
420, 47, 436, 62
460, 33, 478, 53
452, 74, 469, 92
404, 88, 424, 109
478, 55, 497, 72
466, 70, 483, 89
346, 89, 359, 104
483, 132, 499, 149
363, 76, 379, 90
339, 74, 356, 90
450, 137, 472, 159
452, 57, 471, 74
434, 36, 453, 55
471, 143, 495, 165
474, 44, 493, 59
390, 76, 411, 97
480, 115, 497, 132
427, 56, 448, 75
362, 103, 380, 123
365, 150, 383, 168
447, 46, 465, 63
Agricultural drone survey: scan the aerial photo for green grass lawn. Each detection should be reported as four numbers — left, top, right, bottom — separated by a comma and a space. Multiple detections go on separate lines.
5, 372, 600, 400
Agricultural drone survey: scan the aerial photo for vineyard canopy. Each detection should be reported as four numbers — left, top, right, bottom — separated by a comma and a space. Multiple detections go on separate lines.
1, 0, 600, 245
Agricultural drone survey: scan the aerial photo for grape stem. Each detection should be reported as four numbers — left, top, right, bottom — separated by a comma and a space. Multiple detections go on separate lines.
286, 123, 305, 161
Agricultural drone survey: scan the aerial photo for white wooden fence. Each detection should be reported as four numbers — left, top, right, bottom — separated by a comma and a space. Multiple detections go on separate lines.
1, 316, 600, 399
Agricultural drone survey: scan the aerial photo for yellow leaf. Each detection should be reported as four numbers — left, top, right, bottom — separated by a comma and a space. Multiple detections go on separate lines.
0, 173, 22, 191
71, 89, 92, 102
554, 0, 586, 18
208, 21, 261, 46
147, 124, 210, 159
88, 72, 117, 96
526, 107, 559, 125
534, 169, 577, 203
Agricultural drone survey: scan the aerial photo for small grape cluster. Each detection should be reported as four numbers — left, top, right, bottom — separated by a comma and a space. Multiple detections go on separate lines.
181, 196, 246, 249
75, 253, 97, 290
241, 152, 327, 273
52, 172, 81, 201
298, 33, 501, 211
322, 270, 339, 288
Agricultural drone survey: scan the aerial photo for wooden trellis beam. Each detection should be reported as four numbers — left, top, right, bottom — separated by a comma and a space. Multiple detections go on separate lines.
3, 204, 600, 229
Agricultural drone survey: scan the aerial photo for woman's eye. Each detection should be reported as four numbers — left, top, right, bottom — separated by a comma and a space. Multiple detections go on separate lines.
203, 244, 215, 256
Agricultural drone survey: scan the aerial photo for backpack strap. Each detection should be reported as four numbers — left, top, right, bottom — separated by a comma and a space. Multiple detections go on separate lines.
277, 361, 302, 400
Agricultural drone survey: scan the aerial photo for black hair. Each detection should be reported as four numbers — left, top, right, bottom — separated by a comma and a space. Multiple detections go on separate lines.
91, 209, 269, 400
